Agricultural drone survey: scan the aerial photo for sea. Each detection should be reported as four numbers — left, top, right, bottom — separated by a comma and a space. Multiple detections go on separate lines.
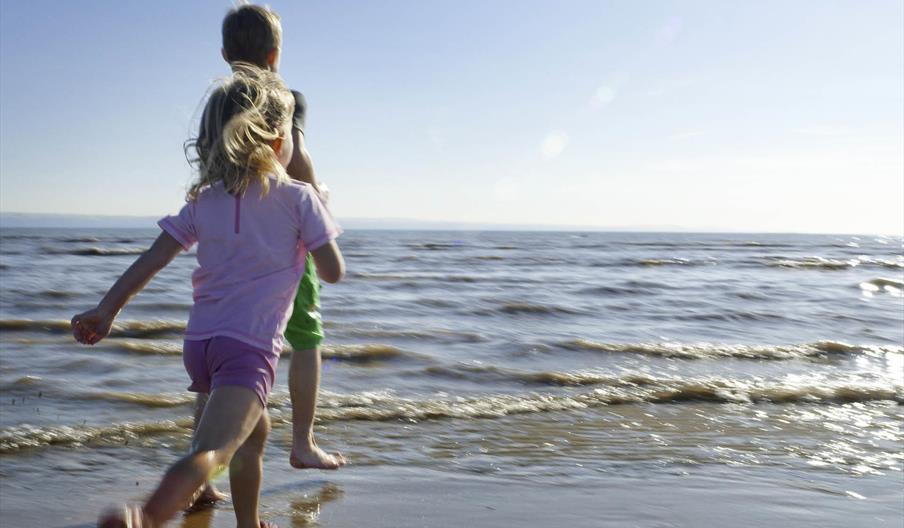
0, 228, 902, 527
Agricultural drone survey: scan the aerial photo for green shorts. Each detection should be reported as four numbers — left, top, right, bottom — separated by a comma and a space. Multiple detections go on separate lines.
284, 254, 323, 351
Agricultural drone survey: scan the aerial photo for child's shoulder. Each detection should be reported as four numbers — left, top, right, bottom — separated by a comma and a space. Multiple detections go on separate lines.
269, 174, 316, 198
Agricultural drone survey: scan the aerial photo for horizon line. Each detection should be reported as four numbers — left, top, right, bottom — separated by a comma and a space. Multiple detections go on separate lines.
0, 211, 901, 237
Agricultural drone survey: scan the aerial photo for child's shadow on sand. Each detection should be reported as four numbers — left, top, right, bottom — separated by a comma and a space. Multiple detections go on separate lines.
179, 480, 344, 528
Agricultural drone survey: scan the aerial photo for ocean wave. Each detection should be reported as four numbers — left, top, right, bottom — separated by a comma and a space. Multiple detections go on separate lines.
496, 302, 581, 315
337, 327, 487, 343
768, 256, 904, 270
59, 237, 100, 243
0, 419, 192, 453
12, 375, 43, 386
129, 302, 194, 311
5, 376, 901, 453
580, 285, 643, 296
580, 280, 673, 296
315, 379, 904, 423
0, 234, 44, 240
620, 241, 797, 249
666, 310, 785, 323
101, 340, 421, 362
0, 319, 186, 338
424, 364, 629, 387
83, 391, 195, 408
0, 375, 44, 392
636, 258, 703, 266
39, 289, 80, 299
421, 364, 904, 396
406, 242, 462, 251
105, 320, 184, 339
56, 247, 147, 256
860, 278, 904, 294
589, 258, 716, 268
350, 271, 480, 283
105, 340, 183, 355
320, 344, 420, 363
561, 340, 903, 360
0, 319, 74, 333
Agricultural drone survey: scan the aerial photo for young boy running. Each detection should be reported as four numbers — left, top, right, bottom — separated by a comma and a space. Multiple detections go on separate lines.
195, 5, 346, 507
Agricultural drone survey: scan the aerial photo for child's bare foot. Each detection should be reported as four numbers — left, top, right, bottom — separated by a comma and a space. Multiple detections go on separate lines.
97, 504, 149, 528
185, 484, 229, 513
290, 441, 346, 470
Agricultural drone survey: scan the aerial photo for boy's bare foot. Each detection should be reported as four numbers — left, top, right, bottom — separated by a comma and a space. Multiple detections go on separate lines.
185, 484, 229, 513
97, 504, 149, 528
290, 442, 346, 470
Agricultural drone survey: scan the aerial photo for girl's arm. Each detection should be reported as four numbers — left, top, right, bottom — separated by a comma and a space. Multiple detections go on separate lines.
310, 240, 345, 284
71, 231, 183, 345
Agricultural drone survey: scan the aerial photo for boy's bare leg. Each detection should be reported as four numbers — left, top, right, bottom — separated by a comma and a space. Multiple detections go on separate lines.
230, 411, 270, 526
189, 393, 229, 510
289, 347, 346, 469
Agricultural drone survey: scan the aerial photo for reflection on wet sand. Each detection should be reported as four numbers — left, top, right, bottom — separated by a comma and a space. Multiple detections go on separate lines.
177, 482, 344, 528
289, 483, 344, 527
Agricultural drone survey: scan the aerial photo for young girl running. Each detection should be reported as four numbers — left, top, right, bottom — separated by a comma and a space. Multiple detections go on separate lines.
72, 65, 344, 528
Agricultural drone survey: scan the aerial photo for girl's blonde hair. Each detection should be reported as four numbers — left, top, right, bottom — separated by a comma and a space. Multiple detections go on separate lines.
186, 64, 293, 200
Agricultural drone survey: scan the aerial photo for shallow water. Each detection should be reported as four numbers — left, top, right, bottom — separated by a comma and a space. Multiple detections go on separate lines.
1, 229, 902, 526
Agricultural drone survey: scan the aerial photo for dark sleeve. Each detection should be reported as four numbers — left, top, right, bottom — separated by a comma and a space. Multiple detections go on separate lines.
291, 90, 307, 132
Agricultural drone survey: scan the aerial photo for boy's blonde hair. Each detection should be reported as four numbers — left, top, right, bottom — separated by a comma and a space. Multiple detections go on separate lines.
222, 3, 282, 68
186, 65, 294, 200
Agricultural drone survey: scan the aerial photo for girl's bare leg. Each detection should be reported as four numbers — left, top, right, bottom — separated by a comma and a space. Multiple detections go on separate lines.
135, 386, 263, 526
189, 393, 229, 510
230, 411, 271, 526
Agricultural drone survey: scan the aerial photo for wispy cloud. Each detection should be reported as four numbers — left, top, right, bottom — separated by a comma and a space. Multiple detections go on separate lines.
590, 73, 628, 109
541, 130, 569, 159
592, 85, 617, 107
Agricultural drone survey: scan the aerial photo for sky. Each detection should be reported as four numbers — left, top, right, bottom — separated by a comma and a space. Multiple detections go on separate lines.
1, 0, 902, 234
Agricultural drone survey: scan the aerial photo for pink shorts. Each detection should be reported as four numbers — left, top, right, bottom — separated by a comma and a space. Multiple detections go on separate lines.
182, 336, 279, 407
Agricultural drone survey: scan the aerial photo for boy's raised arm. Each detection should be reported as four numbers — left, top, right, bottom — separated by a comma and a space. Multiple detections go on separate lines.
286, 128, 321, 193
71, 231, 183, 344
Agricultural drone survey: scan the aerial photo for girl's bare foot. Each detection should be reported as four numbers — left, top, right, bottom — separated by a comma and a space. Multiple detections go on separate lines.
185, 484, 229, 513
290, 441, 346, 470
97, 504, 149, 528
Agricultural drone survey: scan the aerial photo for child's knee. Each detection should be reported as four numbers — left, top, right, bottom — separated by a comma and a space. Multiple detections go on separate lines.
240, 413, 271, 454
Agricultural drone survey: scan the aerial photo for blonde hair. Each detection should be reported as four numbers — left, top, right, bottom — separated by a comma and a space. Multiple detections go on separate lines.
185, 64, 294, 200
222, 3, 282, 68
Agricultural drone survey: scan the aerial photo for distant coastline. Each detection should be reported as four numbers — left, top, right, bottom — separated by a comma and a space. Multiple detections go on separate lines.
0, 211, 693, 232
0, 212, 900, 236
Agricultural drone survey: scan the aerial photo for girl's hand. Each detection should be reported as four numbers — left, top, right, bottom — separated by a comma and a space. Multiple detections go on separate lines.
71, 307, 114, 345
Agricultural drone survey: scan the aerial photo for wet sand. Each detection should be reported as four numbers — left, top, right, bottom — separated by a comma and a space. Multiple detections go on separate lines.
2, 417, 901, 528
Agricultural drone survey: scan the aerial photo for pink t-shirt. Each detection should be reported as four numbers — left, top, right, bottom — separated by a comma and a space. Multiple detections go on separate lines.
158, 175, 341, 353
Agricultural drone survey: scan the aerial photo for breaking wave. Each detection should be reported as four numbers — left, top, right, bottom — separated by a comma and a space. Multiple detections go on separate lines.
561, 340, 903, 360
0, 319, 186, 338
